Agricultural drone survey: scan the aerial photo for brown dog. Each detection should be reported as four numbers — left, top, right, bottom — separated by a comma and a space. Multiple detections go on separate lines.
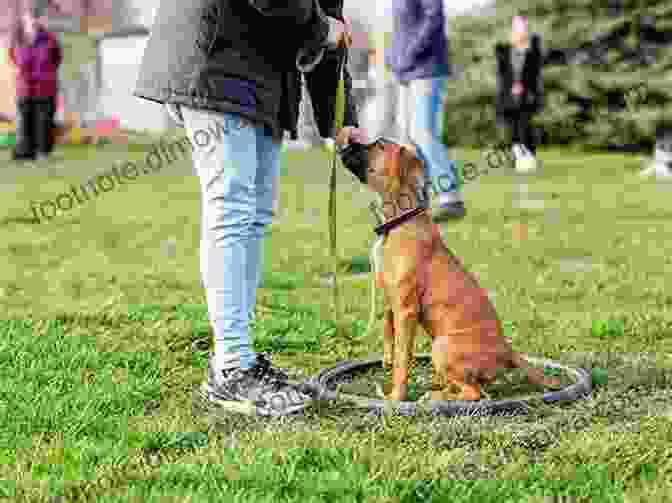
366, 141, 562, 402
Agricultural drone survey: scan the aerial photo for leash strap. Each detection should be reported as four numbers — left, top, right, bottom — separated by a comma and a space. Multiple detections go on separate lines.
326, 48, 348, 338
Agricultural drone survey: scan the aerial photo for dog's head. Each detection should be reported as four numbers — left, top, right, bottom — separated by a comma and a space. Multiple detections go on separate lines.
338, 138, 430, 219
367, 141, 427, 203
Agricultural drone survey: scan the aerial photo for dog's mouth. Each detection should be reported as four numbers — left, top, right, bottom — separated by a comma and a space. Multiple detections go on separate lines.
337, 137, 398, 184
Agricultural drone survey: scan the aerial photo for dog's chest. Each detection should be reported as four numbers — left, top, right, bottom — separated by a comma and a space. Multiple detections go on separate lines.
380, 224, 438, 304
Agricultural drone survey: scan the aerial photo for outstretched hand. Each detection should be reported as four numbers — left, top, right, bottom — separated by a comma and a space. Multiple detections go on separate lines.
329, 16, 353, 49
335, 126, 369, 148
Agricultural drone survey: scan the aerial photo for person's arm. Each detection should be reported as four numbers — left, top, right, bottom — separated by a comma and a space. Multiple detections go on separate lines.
401, 0, 444, 69
341, 62, 358, 130
303, 45, 358, 138
296, 16, 347, 72
494, 43, 513, 113
8, 45, 16, 65
51, 33, 63, 68
251, 0, 332, 61
301, 2, 358, 138
527, 34, 544, 111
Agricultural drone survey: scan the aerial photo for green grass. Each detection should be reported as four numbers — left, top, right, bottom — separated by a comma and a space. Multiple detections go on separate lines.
1, 142, 672, 501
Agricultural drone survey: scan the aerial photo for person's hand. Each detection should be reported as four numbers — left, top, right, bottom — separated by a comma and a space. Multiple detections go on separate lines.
329, 16, 353, 49
335, 126, 369, 148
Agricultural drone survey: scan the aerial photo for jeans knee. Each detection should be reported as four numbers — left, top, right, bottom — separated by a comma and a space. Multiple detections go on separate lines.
203, 198, 256, 245
411, 126, 436, 146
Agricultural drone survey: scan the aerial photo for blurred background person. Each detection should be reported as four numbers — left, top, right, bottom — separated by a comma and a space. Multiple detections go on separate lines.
387, 0, 467, 221
8, 3, 62, 162
495, 15, 545, 173
358, 0, 404, 142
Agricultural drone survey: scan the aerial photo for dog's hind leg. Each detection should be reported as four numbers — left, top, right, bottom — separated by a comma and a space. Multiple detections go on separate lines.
431, 336, 451, 400
454, 381, 482, 401
430, 338, 483, 401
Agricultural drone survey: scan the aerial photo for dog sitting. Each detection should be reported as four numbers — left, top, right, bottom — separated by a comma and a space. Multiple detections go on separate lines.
362, 140, 561, 402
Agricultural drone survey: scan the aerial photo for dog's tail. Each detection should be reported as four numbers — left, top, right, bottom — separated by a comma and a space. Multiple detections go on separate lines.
510, 351, 562, 388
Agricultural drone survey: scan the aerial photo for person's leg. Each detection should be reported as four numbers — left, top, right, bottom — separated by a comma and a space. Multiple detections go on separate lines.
497, 111, 514, 146
248, 125, 283, 324
408, 77, 465, 220
46, 96, 57, 154
494, 112, 514, 166
397, 81, 412, 144
183, 106, 310, 416
13, 97, 36, 160
362, 71, 400, 140
511, 108, 538, 172
519, 109, 537, 157
510, 109, 524, 159
183, 107, 257, 371
34, 97, 53, 158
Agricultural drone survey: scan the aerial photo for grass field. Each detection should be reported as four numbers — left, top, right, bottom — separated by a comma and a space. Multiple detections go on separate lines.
1, 139, 672, 502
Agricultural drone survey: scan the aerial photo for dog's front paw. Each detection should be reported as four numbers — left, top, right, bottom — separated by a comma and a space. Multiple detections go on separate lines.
385, 386, 408, 402
545, 376, 563, 389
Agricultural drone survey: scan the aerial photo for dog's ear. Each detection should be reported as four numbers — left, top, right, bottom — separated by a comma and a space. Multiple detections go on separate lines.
399, 145, 425, 180
383, 144, 425, 197
383, 143, 404, 196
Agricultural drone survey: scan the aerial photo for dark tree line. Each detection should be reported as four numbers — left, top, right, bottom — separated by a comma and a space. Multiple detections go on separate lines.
443, 0, 672, 152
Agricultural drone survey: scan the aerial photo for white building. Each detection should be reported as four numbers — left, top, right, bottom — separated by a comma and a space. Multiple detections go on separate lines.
94, 0, 172, 132
96, 26, 173, 132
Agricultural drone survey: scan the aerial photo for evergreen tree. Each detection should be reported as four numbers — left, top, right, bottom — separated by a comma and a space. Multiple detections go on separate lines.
443, 0, 672, 152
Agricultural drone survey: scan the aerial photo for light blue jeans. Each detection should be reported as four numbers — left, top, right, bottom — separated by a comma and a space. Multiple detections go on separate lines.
181, 106, 282, 370
403, 77, 463, 201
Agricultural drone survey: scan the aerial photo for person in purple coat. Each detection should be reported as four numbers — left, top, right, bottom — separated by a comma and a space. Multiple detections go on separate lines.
8, 5, 62, 162
386, 0, 466, 221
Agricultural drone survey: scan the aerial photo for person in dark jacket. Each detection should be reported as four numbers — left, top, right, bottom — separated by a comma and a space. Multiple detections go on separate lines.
134, 0, 364, 417
9, 5, 62, 162
386, 0, 467, 222
495, 16, 545, 172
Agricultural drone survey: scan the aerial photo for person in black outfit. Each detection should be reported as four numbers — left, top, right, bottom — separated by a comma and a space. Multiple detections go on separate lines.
495, 15, 544, 168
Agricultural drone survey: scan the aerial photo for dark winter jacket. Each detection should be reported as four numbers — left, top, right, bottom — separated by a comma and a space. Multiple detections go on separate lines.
495, 34, 544, 115
385, 0, 452, 83
9, 26, 62, 98
133, 0, 357, 140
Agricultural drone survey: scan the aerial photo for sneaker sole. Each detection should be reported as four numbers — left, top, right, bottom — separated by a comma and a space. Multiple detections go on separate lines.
193, 382, 310, 418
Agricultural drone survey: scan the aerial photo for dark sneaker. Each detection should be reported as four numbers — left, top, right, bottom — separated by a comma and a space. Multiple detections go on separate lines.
12, 152, 36, 161
431, 200, 467, 222
193, 353, 312, 417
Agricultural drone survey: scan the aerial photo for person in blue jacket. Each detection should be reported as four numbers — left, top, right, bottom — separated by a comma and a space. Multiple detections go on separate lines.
386, 0, 466, 221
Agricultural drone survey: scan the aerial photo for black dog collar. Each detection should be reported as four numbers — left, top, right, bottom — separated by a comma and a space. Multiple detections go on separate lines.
374, 206, 428, 237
